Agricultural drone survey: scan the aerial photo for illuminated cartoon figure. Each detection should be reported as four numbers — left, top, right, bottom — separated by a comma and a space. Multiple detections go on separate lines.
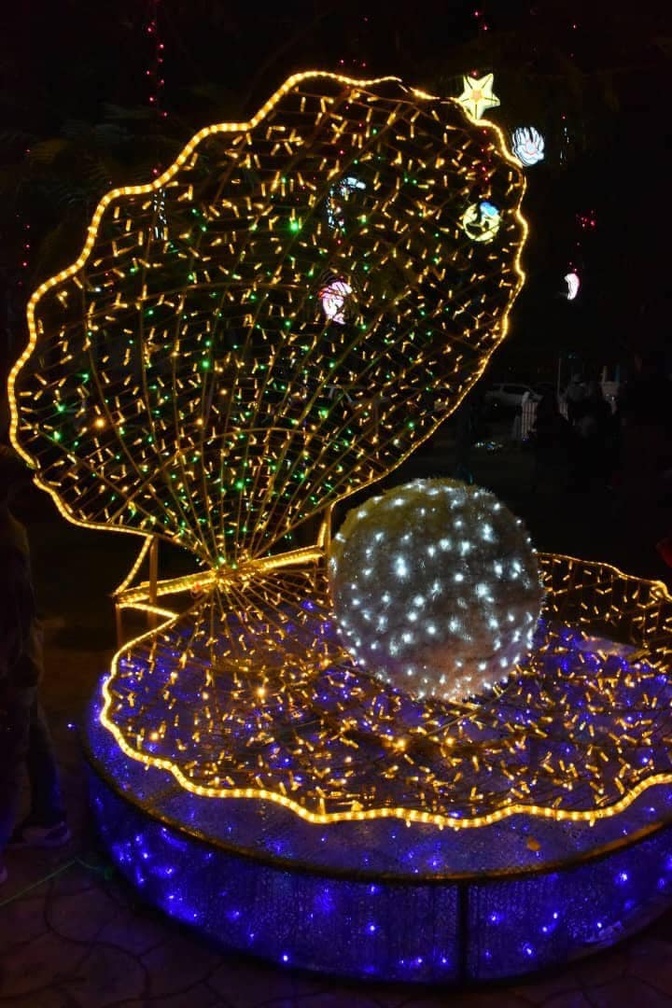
319, 277, 352, 324
511, 126, 545, 167
326, 176, 366, 231
564, 270, 580, 300
456, 73, 500, 121
460, 200, 501, 242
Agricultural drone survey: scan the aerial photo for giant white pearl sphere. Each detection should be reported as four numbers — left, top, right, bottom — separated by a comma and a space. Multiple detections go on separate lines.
328, 479, 544, 702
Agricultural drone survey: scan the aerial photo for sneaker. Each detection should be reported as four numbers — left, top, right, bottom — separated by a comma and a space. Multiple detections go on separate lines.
8, 819, 71, 849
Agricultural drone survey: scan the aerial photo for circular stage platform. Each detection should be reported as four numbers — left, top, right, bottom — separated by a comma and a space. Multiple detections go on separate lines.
86, 692, 672, 984
85, 550, 672, 985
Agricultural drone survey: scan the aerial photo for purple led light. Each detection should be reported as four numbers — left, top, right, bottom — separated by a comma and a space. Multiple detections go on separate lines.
88, 762, 465, 981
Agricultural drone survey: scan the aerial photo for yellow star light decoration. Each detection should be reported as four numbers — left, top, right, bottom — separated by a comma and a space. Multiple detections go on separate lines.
456, 73, 500, 121
7, 71, 672, 831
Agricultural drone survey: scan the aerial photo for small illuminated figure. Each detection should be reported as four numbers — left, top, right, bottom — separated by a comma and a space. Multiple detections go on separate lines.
564, 271, 580, 300
319, 278, 353, 323
327, 176, 366, 230
460, 200, 501, 243
456, 73, 500, 121
511, 126, 545, 167
151, 190, 167, 239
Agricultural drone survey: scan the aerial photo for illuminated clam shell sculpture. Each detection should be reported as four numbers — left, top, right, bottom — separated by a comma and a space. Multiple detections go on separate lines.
9, 72, 672, 834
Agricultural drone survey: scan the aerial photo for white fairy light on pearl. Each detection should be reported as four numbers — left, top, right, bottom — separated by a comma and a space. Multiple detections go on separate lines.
328, 478, 544, 703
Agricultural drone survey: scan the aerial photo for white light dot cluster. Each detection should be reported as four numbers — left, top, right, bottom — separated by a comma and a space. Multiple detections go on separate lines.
328, 479, 544, 703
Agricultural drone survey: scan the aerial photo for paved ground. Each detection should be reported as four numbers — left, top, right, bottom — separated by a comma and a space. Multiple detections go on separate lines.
1, 429, 672, 1007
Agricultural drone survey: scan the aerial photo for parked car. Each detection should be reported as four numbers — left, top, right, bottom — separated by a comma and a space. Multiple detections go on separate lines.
483, 383, 542, 410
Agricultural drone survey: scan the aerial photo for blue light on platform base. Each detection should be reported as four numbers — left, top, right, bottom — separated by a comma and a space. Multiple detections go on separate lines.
86, 739, 672, 983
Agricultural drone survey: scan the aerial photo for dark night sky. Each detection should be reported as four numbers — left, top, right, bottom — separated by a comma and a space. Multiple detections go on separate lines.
1, 0, 670, 378
4, 2, 665, 117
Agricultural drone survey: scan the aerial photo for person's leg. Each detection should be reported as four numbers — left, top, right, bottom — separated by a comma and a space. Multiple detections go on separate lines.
24, 697, 67, 827
0, 687, 34, 873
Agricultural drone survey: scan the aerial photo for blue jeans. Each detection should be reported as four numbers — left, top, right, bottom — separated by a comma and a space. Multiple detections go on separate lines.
0, 685, 65, 848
